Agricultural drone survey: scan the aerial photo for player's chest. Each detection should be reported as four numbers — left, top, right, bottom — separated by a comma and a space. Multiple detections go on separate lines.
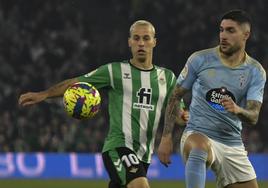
115, 70, 167, 103
197, 67, 251, 100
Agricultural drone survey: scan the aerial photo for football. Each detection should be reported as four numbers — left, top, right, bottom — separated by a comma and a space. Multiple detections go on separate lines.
63, 82, 101, 119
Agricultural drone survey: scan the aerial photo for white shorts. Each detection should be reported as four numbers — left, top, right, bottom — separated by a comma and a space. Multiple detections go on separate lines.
180, 131, 257, 188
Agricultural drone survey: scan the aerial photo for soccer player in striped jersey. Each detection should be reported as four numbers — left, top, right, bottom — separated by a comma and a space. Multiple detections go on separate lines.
19, 20, 188, 188
158, 10, 266, 188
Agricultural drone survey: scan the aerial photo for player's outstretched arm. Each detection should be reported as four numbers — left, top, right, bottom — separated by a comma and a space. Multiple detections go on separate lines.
158, 85, 188, 166
221, 98, 262, 125
18, 78, 79, 107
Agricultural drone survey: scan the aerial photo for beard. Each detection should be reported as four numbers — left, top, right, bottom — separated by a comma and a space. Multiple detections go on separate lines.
220, 44, 241, 56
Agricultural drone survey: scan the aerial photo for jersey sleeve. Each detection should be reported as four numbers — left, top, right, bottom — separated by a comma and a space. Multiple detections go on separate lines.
77, 64, 111, 89
247, 66, 266, 102
167, 72, 176, 99
176, 53, 201, 89
164, 71, 177, 108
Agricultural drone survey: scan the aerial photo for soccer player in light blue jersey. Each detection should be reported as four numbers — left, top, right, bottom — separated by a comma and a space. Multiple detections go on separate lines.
158, 10, 266, 188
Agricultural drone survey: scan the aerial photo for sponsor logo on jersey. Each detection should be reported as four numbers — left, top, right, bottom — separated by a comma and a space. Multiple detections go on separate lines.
206, 87, 236, 111
133, 103, 154, 110
133, 87, 154, 111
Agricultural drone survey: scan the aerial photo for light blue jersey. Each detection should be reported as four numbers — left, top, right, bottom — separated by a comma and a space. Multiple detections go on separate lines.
177, 47, 266, 146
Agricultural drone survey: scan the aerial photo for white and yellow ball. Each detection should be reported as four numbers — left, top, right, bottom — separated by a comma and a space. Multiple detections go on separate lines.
63, 82, 101, 119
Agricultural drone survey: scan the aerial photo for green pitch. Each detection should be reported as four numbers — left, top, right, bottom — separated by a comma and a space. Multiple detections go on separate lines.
0, 180, 268, 188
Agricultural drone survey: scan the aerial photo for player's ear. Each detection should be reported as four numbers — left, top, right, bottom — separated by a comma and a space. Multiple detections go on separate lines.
242, 23, 251, 41
128, 37, 131, 47
153, 38, 157, 47
244, 31, 250, 41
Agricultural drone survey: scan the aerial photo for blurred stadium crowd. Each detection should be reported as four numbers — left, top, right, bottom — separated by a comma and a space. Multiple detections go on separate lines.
1, 0, 267, 153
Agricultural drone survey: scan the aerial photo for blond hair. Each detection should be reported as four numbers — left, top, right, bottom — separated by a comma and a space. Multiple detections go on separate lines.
129, 20, 155, 37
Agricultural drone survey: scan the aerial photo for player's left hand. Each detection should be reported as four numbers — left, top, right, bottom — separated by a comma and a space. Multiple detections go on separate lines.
221, 98, 240, 114
157, 136, 173, 167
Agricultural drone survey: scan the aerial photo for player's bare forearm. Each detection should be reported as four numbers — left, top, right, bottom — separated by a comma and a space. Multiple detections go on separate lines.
45, 78, 78, 98
19, 78, 79, 107
162, 86, 187, 137
236, 100, 262, 125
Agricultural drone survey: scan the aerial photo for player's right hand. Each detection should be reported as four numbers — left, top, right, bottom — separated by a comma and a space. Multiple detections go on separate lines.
18, 92, 47, 107
176, 110, 189, 126
157, 136, 173, 167
180, 110, 189, 122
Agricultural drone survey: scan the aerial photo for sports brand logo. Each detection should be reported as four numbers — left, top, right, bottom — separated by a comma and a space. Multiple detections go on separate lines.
123, 73, 131, 79
133, 87, 154, 111
113, 159, 122, 171
129, 167, 138, 173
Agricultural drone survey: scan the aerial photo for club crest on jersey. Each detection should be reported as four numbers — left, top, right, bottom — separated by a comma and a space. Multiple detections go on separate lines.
206, 87, 236, 111
238, 73, 247, 89
133, 87, 154, 111
159, 77, 166, 85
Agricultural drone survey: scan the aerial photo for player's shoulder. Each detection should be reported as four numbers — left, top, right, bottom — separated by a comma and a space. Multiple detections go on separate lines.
154, 65, 175, 76
246, 55, 266, 79
107, 60, 128, 66
186, 47, 218, 71
154, 65, 176, 84
99, 60, 129, 70
189, 47, 217, 60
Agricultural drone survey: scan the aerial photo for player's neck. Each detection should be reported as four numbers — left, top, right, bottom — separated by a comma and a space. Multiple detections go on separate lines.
130, 58, 154, 70
219, 48, 246, 68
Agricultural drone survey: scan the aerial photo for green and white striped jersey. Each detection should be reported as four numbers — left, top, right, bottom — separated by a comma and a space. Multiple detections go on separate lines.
78, 60, 176, 163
